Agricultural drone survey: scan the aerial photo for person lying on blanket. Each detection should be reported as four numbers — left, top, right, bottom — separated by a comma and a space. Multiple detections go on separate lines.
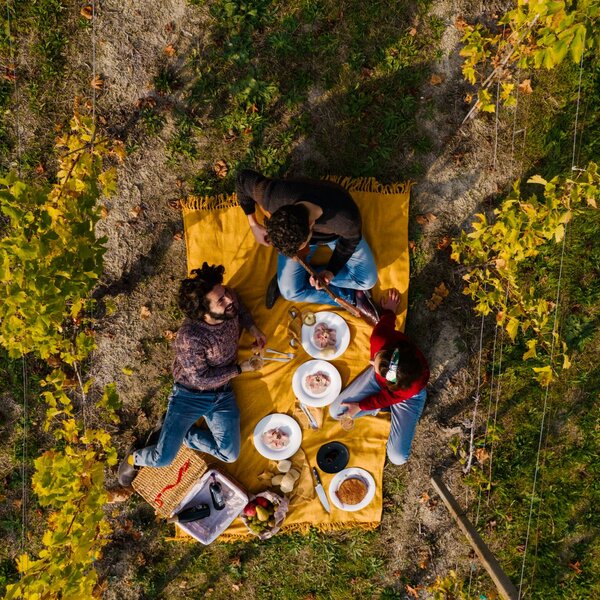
329, 288, 429, 465
118, 262, 266, 487
236, 169, 379, 321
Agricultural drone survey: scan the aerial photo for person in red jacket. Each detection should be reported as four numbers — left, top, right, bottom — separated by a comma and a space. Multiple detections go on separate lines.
329, 288, 429, 464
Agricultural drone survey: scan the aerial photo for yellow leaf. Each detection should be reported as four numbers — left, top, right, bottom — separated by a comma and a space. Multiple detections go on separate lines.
533, 365, 553, 386
523, 339, 537, 360
563, 353, 571, 369
506, 317, 519, 341
527, 175, 547, 186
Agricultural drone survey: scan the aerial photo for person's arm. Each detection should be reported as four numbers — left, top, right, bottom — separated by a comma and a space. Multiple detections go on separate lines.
230, 288, 268, 349
236, 170, 270, 246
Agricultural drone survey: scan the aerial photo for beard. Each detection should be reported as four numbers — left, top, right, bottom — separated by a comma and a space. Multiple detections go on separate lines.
207, 303, 238, 322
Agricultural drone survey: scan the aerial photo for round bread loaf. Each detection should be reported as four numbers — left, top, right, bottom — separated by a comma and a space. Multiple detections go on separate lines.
336, 477, 367, 505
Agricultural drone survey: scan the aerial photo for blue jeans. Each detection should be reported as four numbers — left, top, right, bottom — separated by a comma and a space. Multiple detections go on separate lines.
329, 367, 427, 465
133, 383, 240, 467
277, 238, 378, 305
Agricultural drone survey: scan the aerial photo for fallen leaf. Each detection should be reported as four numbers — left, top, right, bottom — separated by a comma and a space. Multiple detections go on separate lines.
474, 447, 490, 464
140, 306, 151, 319
122, 367, 133, 376
47, 355, 62, 368
361, 67, 374, 78
80, 4, 93, 19
101, 205, 109, 218
464, 93, 473, 104
173, 231, 183, 241
106, 488, 134, 503
13, 499, 22, 510
419, 557, 429, 569
213, 159, 228, 179
437, 235, 451, 250
494, 257, 506, 269
231, 584, 241, 592
415, 212, 437, 226
455, 16, 468, 31
430, 73, 445, 85
419, 492, 430, 504
164, 330, 176, 340
408, 240, 416, 252
164, 21, 175, 33
434, 282, 449, 298
405, 584, 420, 598
35, 163, 45, 175
164, 44, 177, 57
129, 205, 143, 218
91, 74, 104, 90
518, 79, 533, 95
568, 561, 582, 575
169, 198, 181, 210
408, 27, 417, 36
3, 66, 16, 82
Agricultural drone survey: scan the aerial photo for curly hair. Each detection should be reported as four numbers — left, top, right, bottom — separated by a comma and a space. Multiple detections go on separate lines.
178, 262, 225, 320
377, 341, 423, 391
265, 204, 310, 257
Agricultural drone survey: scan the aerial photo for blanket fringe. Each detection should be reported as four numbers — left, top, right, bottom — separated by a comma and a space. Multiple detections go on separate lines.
179, 177, 412, 213
180, 193, 240, 214
166, 520, 380, 543
324, 175, 413, 195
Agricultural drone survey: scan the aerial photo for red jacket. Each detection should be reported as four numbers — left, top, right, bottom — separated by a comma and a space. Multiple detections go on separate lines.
358, 310, 430, 411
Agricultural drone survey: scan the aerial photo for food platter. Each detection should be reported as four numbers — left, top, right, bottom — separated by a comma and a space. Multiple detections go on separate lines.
292, 360, 342, 408
328, 467, 376, 512
253, 414, 302, 460
301, 311, 350, 360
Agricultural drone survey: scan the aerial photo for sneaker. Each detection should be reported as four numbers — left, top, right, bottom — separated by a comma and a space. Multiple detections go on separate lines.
354, 290, 380, 325
117, 442, 141, 488
265, 274, 281, 309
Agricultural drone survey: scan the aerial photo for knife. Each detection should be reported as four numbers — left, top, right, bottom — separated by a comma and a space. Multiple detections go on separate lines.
312, 467, 330, 513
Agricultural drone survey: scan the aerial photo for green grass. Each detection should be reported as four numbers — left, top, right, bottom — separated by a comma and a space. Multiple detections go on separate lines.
144, 0, 444, 187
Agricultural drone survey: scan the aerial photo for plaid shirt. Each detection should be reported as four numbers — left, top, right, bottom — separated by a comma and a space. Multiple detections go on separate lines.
172, 288, 255, 391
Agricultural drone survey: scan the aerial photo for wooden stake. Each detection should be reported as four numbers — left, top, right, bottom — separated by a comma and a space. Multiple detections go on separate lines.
431, 475, 519, 600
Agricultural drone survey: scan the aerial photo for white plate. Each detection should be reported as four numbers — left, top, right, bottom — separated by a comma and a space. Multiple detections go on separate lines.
292, 360, 342, 408
253, 413, 302, 460
301, 311, 350, 360
328, 467, 376, 512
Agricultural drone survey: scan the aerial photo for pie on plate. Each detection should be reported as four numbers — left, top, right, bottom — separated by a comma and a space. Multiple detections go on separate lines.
335, 477, 367, 505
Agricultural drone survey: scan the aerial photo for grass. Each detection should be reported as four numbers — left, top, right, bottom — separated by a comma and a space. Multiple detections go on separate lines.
143, 0, 445, 187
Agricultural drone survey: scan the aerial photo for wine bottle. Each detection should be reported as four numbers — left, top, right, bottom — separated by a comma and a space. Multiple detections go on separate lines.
169, 503, 210, 523
209, 474, 226, 510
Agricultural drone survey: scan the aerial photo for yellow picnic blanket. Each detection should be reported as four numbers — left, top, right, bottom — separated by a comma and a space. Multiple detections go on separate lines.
179, 177, 411, 539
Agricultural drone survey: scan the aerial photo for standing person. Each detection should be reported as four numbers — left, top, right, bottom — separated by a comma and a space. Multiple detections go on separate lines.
118, 262, 266, 487
328, 288, 429, 465
236, 169, 379, 321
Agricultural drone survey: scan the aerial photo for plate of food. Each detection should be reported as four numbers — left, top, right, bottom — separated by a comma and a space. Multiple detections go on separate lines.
253, 414, 302, 460
292, 360, 342, 407
301, 311, 350, 360
328, 467, 376, 512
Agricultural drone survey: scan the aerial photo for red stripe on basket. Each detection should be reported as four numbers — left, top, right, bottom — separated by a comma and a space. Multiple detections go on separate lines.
154, 459, 191, 508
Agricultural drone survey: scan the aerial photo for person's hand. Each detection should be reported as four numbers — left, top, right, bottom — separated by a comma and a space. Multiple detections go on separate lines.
309, 270, 333, 290
239, 359, 261, 373
250, 223, 270, 246
249, 325, 267, 351
340, 402, 361, 418
380, 288, 401, 313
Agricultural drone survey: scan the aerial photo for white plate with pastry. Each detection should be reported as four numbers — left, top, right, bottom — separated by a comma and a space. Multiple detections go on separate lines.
328, 467, 376, 512
292, 360, 342, 408
301, 311, 350, 360
253, 414, 302, 460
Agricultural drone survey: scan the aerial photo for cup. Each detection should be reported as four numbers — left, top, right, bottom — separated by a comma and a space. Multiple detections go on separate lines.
249, 355, 264, 370
302, 310, 316, 326
340, 416, 355, 431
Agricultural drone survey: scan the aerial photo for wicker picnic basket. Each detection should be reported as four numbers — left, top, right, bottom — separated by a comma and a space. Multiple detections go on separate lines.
132, 446, 214, 518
